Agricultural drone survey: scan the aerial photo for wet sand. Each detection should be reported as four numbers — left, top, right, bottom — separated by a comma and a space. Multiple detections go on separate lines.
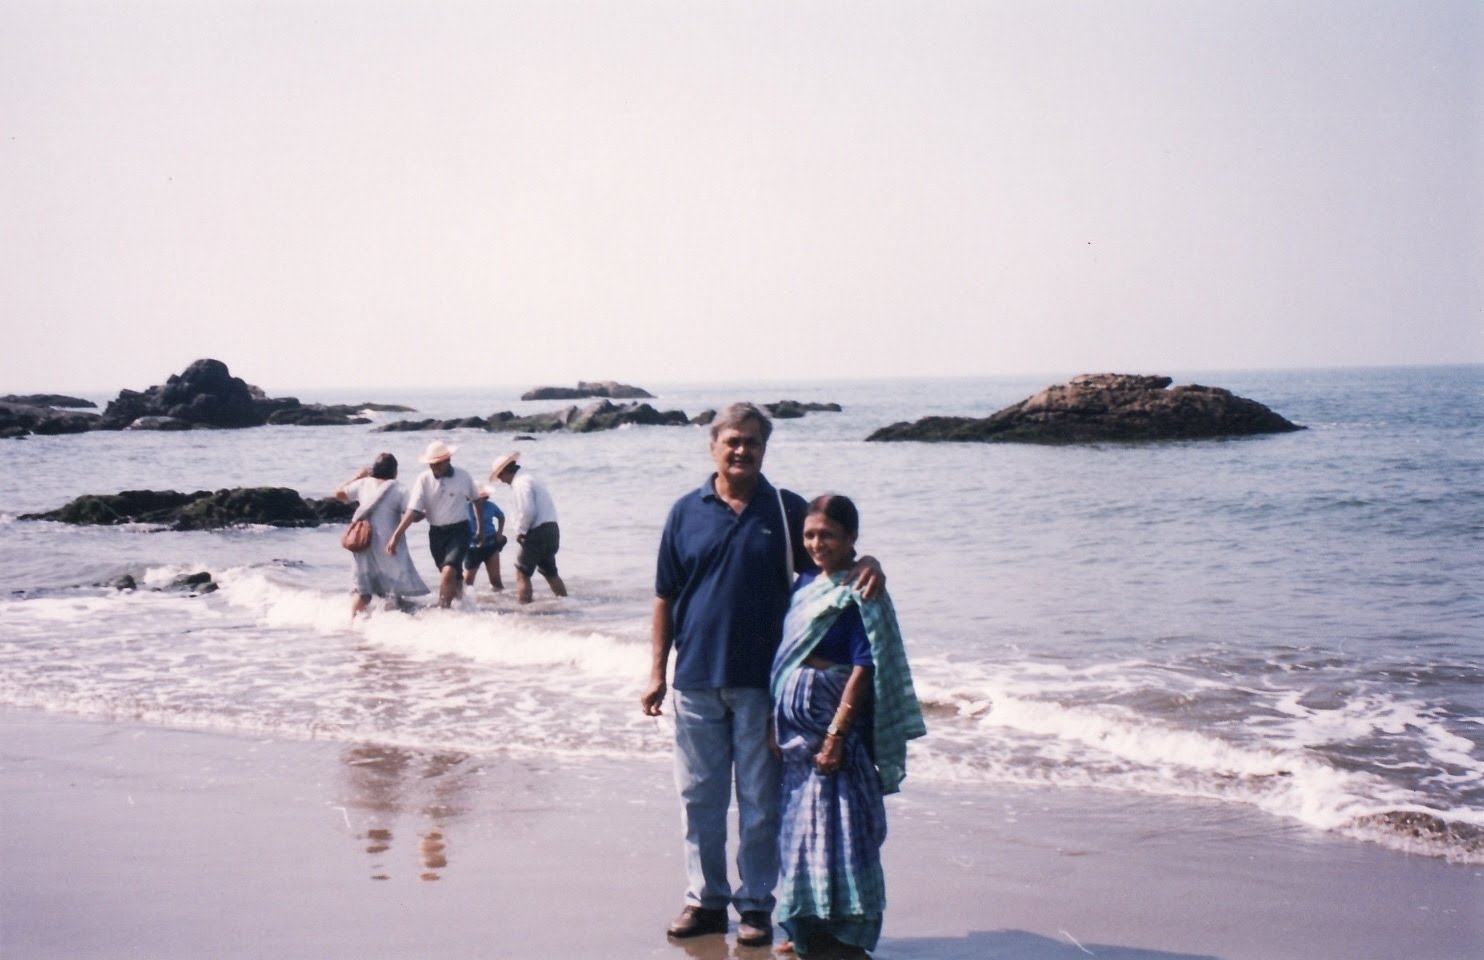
1, 710, 1479, 960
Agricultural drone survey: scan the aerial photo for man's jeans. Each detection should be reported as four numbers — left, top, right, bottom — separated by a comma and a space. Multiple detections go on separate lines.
673, 687, 780, 914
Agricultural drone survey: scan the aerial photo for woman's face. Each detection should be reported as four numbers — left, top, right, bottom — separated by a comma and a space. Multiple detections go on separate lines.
803, 512, 856, 574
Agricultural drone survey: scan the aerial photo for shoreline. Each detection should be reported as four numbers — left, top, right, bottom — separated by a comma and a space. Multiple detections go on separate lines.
2, 709, 1479, 960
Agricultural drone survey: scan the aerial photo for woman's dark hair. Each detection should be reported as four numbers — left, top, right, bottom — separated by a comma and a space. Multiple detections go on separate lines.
370, 453, 398, 480
807, 493, 859, 539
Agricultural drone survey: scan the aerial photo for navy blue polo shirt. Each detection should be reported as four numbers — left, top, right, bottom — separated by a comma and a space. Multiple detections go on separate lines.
656, 474, 814, 690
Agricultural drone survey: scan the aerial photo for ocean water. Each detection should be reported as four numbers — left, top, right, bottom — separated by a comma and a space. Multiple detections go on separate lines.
2, 366, 1481, 864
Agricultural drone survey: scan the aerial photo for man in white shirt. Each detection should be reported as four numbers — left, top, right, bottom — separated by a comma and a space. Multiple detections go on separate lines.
490, 452, 567, 604
388, 440, 486, 607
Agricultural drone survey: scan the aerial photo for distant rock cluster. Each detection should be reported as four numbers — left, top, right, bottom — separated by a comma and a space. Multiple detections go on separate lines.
5, 360, 854, 440
0, 399, 102, 438
1, 394, 96, 408
378, 399, 689, 434
691, 401, 843, 425
4, 360, 1302, 449
1, 359, 414, 437
377, 399, 844, 434
520, 381, 655, 401
99, 359, 414, 430
100, 359, 267, 429
867, 374, 1303, 443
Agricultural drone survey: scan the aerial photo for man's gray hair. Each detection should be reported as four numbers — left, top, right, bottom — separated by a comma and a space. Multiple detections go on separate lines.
709, 402, 773, 443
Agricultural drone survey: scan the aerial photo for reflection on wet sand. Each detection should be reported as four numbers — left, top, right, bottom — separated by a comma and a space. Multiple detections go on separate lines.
670, 933, 779, 960
338, 743, 473, 882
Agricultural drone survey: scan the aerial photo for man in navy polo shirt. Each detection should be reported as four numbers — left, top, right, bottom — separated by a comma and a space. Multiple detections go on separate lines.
643, 402, 881, 947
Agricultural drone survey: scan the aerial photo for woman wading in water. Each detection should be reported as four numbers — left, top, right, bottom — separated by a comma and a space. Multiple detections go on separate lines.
335, 453, 429, 618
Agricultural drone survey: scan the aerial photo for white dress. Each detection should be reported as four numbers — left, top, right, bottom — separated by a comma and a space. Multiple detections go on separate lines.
343, 477, 430, 599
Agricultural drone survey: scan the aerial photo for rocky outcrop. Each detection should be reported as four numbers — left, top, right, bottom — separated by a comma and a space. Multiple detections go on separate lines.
376, 400, 689, 434
165, 571, 219, 594
94, 359, 413, 431
21, 487, 354, 530
1, 394, 97, 408
867, 374, 1303, 444
103, 571, 218, 595
378, 415, 509, 433
254, 399, 414, 426
568, 400, 689, 431
101, 359, 265, 429
764, 400, 842, 419
1351, 810, 1484, 861
521, 381, 655, 401
351, 402, 418, 413
0, 400, 101, 438
265, 405, 369, 426
690, 401, 844, 426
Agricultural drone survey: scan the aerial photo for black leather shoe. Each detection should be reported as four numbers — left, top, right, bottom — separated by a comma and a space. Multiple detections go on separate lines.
736, 910, 773, 946
667, 906, 728, 939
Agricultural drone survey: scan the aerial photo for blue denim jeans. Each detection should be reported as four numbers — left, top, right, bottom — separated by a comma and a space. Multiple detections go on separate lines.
673, 687, 781, 914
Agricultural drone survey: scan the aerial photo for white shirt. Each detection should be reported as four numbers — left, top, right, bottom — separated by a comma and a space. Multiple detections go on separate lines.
406, 465, 481, 527
511, 472, 558, 534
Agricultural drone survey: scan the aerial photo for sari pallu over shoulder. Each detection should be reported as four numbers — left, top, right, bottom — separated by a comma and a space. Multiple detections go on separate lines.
771, 572, 927, 795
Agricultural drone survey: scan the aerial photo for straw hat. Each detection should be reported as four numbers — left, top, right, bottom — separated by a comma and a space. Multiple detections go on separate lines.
489, 451, 521, 481
419, 440, 458, 464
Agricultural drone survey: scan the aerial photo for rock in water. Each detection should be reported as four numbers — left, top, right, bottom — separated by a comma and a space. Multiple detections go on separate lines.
263, 405, 373, 426
761, 400, 843, 419
25, 490, 203, 524
166, 571, 217, 593
567, 400, 690, 432
690, 401, 842, 426
1, 394, 97, 408
101, 358, 263, 429
169, 488, 322, 530
20, 487, 353, 530
867, 374, 1303, 443
520, 381, 655, 401
98, 359, 408, 430
375, 401, 688, 433
0, 400, 101, 437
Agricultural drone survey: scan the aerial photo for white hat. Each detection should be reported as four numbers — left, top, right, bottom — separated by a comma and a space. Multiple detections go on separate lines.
419, 440, 458, 464
489, 451, 521, 481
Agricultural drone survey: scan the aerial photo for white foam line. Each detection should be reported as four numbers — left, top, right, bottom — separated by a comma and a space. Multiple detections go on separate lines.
1060, 929, 1095, 956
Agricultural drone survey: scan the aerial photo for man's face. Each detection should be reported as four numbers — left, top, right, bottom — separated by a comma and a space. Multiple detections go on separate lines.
430, 458, 452, 477
710, 420, 766, 486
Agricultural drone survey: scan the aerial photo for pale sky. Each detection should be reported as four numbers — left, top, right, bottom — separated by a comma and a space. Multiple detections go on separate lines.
2, 1, 1480, 394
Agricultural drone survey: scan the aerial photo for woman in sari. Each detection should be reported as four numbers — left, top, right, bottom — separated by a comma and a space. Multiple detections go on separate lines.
334, 452, 430, 618
771, 495, 926, 959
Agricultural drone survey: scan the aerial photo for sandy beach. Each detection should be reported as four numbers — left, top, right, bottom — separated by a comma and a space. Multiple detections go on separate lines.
1, 709, 1477, 960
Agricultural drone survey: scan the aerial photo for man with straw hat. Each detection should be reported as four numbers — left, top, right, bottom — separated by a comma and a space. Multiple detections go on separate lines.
490, 451, 567, 604
387, 440, 486, 608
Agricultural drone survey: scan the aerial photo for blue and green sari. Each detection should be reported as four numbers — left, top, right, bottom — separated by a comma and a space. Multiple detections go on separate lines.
770, 571, 926, 957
